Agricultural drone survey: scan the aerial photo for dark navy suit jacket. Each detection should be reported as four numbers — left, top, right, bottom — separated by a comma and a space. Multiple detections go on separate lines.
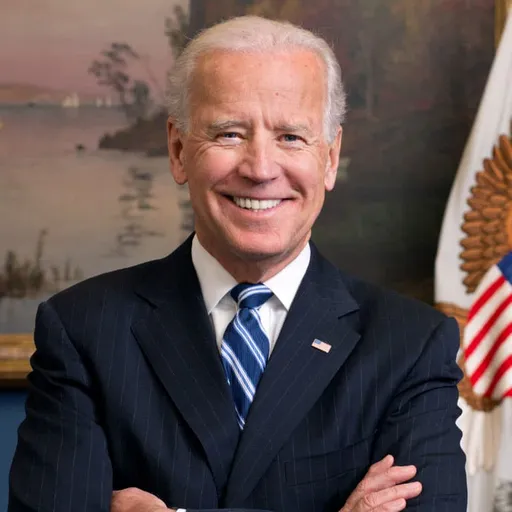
9, 237, 467, 511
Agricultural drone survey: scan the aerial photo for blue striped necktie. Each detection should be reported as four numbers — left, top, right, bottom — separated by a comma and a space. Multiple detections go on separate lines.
221, 283, 273, 429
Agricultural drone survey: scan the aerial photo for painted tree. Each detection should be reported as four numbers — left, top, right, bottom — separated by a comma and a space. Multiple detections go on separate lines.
88, 43, 138, 110
88, 43, 153, 120
165, 4, 189, 59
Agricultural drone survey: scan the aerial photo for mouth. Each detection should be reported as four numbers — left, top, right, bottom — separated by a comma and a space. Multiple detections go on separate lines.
227, 196, 285, 211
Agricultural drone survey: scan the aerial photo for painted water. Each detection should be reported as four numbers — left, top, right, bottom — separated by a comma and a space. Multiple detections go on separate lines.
0, 105, 189, 333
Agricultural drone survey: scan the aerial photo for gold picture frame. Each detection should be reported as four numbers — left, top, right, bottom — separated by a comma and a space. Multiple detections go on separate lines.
0, 333, 34, 387
496, 0, 512, 46
0, 0, 510, 387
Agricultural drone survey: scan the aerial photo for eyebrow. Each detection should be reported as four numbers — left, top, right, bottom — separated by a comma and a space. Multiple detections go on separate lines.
206, 120, 249, 134
206, 120, 314, 137
275, 123, 313, 136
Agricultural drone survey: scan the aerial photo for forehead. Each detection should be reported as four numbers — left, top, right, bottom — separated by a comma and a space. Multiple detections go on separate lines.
188, 48, 327, 123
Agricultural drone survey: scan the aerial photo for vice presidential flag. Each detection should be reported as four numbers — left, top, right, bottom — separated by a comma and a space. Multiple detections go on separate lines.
435, 8, 512, 512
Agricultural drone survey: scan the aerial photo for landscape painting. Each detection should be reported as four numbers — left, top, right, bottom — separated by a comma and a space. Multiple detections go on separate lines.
0, 0, 496, 383
0, 0, 191, 339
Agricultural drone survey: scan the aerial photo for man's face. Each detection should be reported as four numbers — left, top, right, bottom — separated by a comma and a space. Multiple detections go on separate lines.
168, 49, 342, 273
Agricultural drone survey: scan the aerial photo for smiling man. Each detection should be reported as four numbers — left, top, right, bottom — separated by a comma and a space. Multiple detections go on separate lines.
9, 16, 467, 512
168, 47, 338, 283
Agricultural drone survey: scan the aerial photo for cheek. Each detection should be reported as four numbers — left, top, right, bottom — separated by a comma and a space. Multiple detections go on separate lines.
186, 150, 239, 209
292, 163, 328, 199
193, 148, 240, 181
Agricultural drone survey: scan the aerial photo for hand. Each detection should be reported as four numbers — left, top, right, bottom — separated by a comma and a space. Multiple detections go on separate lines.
111, 487, 169, 512
339, 455, 422, 511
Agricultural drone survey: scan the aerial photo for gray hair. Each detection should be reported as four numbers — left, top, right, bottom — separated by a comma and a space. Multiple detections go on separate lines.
166, 15, 346, 143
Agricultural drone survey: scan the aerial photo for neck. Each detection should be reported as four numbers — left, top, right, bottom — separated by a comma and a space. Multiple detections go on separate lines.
196, 234, 310, 283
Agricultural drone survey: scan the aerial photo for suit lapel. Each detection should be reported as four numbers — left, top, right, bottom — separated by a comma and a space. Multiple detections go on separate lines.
131, 237, 239, 495
225, 246, 361, 505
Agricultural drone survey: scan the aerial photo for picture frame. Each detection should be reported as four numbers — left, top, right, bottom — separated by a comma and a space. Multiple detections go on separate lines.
496, 0, 512, 46
0, 0, 508, 387
0, 334, 34, 387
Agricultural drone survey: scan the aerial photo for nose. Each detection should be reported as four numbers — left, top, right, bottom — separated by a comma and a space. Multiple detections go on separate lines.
238, 135, 280, 183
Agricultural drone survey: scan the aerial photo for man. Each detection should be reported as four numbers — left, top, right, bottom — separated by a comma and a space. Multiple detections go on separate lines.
9, 16, 466, 512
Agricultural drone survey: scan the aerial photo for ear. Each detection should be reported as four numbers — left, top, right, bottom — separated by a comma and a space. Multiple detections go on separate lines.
324, 126, 343, 192
167, 118, 188, 185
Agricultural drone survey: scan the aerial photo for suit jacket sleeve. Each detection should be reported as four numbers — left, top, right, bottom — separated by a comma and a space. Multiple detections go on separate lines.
8, 302, 274, 512
9, 300, 113, 512
370, 316, 467, 511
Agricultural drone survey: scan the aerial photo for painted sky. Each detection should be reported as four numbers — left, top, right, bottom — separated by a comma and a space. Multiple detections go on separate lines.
0, 0, 188, 96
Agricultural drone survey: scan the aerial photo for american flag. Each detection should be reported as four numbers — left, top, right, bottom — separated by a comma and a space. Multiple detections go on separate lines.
311, 339, 332, 353
463, 251, 512, 400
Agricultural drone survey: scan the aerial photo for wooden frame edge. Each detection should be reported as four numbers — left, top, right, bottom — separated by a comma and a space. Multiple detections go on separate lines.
0, 333, 34, 387
496, 0, 512, 47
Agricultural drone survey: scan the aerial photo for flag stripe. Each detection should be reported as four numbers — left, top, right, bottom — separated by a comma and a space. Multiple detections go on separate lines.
464, 294, 512, 358
464, 294, 512, 373
484, 354, 512, 398
467, 274, 505, 321
463, 278, 509, 347
485, 362, 512, 399
469, 321, 512, 385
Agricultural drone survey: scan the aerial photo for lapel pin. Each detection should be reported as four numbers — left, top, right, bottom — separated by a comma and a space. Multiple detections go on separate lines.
312, 339, 332, 353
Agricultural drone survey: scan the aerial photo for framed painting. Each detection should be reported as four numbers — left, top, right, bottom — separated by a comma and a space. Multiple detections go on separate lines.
0, 0, 505, 385
0, 0, 191, 385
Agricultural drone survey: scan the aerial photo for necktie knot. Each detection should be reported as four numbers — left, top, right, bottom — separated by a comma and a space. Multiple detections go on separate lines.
230, 283, 273, 310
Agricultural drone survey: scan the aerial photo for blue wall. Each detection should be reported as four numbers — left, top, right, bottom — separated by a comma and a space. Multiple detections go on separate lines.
0, 392, 26, 512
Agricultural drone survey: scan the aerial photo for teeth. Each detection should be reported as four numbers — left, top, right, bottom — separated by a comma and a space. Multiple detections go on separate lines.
233, 197, 282, 210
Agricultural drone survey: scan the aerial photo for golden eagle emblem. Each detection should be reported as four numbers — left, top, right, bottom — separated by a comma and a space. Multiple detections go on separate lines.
438, 130, 512, 411
460, 133, 512, 292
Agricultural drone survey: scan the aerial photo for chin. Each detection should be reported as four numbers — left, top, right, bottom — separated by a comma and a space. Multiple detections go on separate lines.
228, 232, 295, 261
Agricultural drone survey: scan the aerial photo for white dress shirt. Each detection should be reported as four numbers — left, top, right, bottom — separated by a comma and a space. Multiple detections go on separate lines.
191, 235, 311, 354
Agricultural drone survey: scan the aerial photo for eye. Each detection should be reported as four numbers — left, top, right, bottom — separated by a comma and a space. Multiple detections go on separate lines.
216, 132, 243, 145
219, 132, 241, 139
280, 134, 304, 143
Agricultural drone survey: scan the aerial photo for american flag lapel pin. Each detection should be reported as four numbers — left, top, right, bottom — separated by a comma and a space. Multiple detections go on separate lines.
312, 339, 332, 353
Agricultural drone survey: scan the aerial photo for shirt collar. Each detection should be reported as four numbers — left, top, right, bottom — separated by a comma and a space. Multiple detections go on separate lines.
191, 235, 311, 314
264, 243, 310, 310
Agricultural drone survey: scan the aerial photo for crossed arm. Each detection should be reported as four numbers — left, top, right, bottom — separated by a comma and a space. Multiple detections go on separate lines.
8, 302, 465, 512
111, 457, 421, 512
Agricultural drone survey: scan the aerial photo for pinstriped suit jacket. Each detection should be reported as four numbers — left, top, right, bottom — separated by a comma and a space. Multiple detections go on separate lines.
9, 237, 467, 511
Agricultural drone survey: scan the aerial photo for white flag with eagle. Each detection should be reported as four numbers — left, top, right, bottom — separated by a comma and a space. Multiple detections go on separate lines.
435, 7, 512, 512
